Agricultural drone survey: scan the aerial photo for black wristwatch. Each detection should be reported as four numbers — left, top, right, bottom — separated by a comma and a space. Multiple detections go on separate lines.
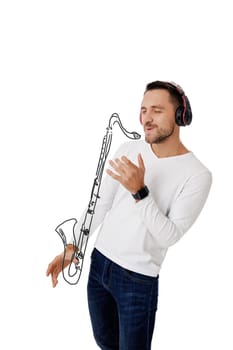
132, 186, 149, 200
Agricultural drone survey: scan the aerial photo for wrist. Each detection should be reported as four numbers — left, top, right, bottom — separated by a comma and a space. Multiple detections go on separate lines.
132, 185, 149, 201
65, 244, 79, 262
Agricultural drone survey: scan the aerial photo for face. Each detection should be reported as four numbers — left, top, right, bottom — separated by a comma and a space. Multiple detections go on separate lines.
140, 89, 177, 144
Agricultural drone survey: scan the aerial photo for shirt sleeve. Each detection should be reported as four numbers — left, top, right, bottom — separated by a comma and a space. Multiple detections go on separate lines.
134, 170, 212, 249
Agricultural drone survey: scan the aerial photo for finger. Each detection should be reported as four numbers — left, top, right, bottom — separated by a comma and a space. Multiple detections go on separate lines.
51, 270, 59, 288
109, 159, 126, 175
138, 153, 145, 171
106, 168, 121, 182
46, 258, 59, 276
121, 156, 134, 167
114, 158, 127, 170
52, 276, 57, 288
46, 263, 53, 276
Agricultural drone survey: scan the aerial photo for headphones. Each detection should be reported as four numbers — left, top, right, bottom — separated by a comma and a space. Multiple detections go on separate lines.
140, 80, 192, 127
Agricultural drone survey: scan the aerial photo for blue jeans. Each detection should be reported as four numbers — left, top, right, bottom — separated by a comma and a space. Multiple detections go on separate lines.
87, 248, 159, 350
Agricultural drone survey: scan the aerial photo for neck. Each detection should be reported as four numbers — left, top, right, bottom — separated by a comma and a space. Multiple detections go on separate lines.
150, 137, 189, 158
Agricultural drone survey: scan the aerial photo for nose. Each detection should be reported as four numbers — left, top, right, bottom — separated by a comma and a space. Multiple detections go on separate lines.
141, 111, 154, 124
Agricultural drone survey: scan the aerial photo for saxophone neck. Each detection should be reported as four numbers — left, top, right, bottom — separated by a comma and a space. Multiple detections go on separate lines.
108, 113, 141, 140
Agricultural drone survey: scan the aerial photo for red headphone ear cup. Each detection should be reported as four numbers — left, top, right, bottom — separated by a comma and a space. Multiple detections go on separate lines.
140, 113, 142, 124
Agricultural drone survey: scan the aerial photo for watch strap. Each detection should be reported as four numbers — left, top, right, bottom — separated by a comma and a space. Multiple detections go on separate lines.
132, 186, 149, 200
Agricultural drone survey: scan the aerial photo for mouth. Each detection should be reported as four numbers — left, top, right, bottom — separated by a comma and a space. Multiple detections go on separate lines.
144, 125, 156, 134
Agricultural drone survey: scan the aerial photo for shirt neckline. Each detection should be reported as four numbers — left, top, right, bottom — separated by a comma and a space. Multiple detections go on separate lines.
148, 143, 193, 160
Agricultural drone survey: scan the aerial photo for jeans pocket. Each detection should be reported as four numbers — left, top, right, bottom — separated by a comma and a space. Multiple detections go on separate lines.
123, 268, 158, 286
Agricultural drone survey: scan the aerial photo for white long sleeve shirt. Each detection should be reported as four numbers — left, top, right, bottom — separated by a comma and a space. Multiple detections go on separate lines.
72, 140, 212, 277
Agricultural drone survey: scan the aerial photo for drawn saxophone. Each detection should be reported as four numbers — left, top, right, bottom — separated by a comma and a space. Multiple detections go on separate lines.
55, 113, 141, 285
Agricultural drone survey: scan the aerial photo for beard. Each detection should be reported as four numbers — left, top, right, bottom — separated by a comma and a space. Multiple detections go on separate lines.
144, 123, 175, 144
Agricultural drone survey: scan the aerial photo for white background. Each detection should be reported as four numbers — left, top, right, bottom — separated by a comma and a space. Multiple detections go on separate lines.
0, 0, 232, 349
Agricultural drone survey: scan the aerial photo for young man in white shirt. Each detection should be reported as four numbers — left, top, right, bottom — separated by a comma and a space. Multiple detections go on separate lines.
47, 81, 212, 350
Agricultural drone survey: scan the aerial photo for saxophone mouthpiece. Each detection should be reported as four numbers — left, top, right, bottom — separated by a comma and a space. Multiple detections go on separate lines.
132, 132, 141, 140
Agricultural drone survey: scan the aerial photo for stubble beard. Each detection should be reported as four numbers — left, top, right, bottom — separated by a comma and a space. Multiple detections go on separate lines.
145, 124, 175, 144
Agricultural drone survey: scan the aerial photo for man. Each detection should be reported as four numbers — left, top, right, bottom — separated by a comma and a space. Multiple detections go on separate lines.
47, 81, 212, 349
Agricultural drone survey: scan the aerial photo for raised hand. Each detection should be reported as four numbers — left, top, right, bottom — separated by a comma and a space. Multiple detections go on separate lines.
106, 153, 145, 194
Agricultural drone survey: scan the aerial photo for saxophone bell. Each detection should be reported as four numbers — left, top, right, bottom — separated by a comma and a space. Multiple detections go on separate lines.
55, 218, 77, 246
55, 218, 81, 285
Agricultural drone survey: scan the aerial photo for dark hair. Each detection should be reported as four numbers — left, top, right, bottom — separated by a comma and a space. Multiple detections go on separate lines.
145, 81, 183, 110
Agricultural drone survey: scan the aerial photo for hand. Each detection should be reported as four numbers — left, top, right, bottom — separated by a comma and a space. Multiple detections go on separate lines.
46, 245, 78, 288
106, 153, 145, 194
